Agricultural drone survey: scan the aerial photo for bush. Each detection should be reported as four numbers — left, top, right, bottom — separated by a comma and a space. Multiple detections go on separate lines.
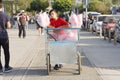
52, 0, 72, 12
88, 1, 111, 14
29, 0, 49, 12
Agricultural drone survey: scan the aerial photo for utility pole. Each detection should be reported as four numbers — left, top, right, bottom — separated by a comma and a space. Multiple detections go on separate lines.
76, 0, 78, 14
85, 0, 88, 28
49, 0, 51, 7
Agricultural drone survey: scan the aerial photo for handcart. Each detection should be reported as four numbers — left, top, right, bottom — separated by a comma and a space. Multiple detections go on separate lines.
45, 28, 81, 75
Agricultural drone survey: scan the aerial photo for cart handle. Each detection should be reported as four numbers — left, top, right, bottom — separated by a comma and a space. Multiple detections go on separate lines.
45, 28, 80, 30
47, 32, 57, 41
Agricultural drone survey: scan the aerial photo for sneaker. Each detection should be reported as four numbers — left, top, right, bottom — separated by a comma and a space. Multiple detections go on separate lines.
41, 33, 44, 35
54, 64, 59, 70
0, 69, 3, 75
4, 66, 13, 73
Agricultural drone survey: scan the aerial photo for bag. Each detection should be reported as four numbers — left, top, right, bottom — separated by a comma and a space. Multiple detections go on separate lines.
19, 16, 26, 26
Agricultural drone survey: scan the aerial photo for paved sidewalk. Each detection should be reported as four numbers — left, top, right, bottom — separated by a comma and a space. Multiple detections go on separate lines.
0, 29, 101, 80
80, 31, 120, 80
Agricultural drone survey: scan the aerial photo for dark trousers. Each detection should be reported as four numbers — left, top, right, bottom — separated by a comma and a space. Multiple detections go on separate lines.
19, 26, 26, 38
0, 38, 10, 69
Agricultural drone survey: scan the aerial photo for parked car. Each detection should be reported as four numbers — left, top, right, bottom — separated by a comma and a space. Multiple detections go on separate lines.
102, 15, 120, 42
93, 15, 110, 35
87, 11, 101, 19
116, 20, 120, 43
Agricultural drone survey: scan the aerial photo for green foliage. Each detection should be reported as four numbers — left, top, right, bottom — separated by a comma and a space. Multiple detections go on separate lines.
29, 0, 49, 12
17, 0, 33, 10
112, 0, 119, 4
78, 3, 84, 13
52, 0, 72, 12
88, 0, 112, 14
4, 4, 11, 14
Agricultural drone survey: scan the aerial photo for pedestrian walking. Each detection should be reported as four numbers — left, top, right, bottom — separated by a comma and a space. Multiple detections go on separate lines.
35, 11, 41, 35
37, 11, 49, 35
36, 11, 44, 35
18, 12, 26, 38
0, 1, 13, 74
82, 10, 88, 30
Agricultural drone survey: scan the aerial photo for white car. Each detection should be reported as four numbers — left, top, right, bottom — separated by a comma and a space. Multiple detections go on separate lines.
116, 20, 120, 42
87, 11, 101, 18
93, 15, 111, 34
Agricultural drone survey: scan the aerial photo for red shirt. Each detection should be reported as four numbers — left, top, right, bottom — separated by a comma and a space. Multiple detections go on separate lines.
50, 18, 68, 28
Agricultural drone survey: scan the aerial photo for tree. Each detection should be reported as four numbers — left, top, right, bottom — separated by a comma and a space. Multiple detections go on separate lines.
112, 0, 119, 5
78, 3, 84, 13
28, 0, 49, 12
17, 0, 33, 10
88, 0, 112, 14
52, 0, 72, 12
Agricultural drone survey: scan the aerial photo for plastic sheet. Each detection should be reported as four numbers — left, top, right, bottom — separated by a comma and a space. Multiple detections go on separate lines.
49, 42, 77, 65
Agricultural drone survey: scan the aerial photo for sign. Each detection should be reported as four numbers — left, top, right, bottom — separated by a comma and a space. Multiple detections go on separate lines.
83, 5, 88, 8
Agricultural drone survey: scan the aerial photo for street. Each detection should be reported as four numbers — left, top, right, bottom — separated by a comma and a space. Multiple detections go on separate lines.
0, 23, 120, 80
0, 28, 100, 80
80, 31, 120, 80
1, 0, 120, 80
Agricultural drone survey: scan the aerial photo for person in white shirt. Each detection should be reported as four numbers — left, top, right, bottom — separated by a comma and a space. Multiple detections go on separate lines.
36, 10, 44, 35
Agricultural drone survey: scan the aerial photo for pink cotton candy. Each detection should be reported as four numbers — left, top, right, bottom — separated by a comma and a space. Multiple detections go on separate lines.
43, 12, 50, 27
52, 30, 78, 41
37, 12, 50, 28
69, 12, 79, 28
77, 14, 83, 28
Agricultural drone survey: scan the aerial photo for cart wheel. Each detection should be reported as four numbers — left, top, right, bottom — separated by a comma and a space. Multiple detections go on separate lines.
77, 52, 81, 75
47, 53, 51, 75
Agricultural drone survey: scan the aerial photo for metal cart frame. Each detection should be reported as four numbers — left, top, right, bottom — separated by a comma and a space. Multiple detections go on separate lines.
45, 28, 81, 75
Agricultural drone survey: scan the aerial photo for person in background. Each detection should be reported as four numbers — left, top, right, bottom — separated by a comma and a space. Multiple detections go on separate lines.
25, 12, 29, 29
36, 10, 44, 35
48, 9, 70, 70
82, 10, 88, 30
0, 0, 12, 74
35, 11, 42, 35
18, 12, 26, 38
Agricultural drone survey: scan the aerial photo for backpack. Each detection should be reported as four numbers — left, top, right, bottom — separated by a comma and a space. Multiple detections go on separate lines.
19, 16, 26, 26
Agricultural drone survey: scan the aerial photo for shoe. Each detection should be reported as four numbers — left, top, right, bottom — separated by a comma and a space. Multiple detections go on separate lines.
41, 33, 44, 35
23, 36, 26, 38
0, 69, 3, 75
4, 66, 13, 73
54, 64, 59, 70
